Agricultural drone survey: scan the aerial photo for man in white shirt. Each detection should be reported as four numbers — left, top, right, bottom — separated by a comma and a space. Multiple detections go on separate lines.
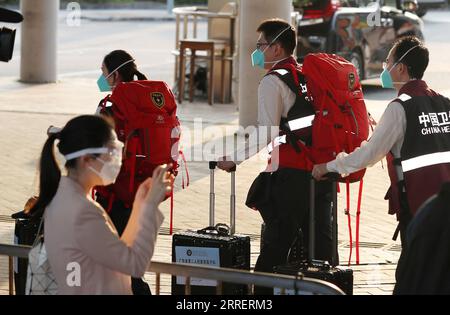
312, 36, 450, 246
218, 19, 335, 294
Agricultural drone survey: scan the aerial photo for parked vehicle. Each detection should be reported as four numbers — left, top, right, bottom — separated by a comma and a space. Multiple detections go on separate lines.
294, 0, 424, 80
416, 0, 448, 17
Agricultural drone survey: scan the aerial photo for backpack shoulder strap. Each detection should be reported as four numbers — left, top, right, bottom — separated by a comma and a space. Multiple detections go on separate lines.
110, 82, 145, 123
268, 66, 315, 152
273, 67, 313, 121
267, 65, 304, 98
98, 95, 110, 110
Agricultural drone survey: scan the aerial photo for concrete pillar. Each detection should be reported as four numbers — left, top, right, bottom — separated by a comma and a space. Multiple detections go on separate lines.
237, 0, 292, 128
20, 0, 59, 83
167, 0, 174, 14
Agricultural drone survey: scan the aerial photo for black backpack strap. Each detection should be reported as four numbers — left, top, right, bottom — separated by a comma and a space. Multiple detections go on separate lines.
97, 95, 113, 116
268, 68, 314, 124
268, 68, 302, 97
268, 67, 315, 152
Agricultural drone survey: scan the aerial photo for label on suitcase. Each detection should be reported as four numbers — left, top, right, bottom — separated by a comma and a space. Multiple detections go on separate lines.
171, 162, 250, 295
172, 229, 251, 295
174, 245, 220, 286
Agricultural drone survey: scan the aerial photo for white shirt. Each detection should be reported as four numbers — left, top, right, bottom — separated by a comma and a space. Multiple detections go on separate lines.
326, 101, 407, 178
257, 73, 297, 127
233, 74, 296, 164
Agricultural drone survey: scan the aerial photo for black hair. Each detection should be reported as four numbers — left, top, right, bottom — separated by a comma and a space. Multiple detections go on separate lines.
257, 19, 297, 55
30, 115, 114, 221
103, 50, 147, 82
392, 36, 429, 80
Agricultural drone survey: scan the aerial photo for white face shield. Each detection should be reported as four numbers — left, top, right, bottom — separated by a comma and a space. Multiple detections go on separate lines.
64, 141, 124, 186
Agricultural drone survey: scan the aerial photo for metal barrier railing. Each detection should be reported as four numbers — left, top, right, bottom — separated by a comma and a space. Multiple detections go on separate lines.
0, 243, 344, 295
148, 261, 344, 295
0, 244, 30, 295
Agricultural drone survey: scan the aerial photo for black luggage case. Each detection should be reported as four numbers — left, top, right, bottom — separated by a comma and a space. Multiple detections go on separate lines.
274, 261, 353, 295
171, 162, 251, 295
11, 210, 39, 295
274, 178, 353, 295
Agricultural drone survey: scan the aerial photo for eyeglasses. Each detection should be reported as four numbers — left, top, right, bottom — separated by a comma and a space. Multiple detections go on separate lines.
106, 141, 124, 158
104, 147, 122, 159
383, 60, 402, 71
256, 42, 270, 50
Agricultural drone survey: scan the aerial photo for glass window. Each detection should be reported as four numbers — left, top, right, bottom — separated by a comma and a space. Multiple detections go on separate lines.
293, 0, 329, 10
340, 0, 377, 7
383, 0, 398, 7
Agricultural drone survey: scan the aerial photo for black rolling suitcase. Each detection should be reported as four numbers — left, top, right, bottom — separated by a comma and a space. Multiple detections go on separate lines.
171, 162, 251, 295
274, 178, 353, 295
11, 210, 39, 295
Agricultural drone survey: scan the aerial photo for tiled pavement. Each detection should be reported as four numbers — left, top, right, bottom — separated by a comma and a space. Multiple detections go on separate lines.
0, 77, 402, 295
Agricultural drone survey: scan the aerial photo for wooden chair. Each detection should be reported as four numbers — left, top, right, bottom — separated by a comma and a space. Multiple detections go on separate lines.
178, 39, 226, 105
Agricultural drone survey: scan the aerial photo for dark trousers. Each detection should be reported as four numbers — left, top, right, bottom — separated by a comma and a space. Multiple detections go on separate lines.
394, 208, 413, 287
398, 215, 412, 248
97, 196, 152, 295
254, 168, 335, 295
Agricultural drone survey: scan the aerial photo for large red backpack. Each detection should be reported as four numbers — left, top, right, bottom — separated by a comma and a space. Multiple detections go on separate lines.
304, 53, 370, 265
301, 53, 369, 181
274, 54, 370, 264
98, 80, 185, 232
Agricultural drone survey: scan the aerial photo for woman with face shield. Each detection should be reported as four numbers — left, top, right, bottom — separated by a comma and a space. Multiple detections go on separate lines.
29, 115, 173, 294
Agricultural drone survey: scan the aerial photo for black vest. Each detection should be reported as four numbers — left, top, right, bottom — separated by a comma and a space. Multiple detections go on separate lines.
395, 92, 450, 214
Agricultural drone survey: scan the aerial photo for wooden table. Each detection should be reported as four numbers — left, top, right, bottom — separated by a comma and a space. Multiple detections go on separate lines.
173, 6, 237, 104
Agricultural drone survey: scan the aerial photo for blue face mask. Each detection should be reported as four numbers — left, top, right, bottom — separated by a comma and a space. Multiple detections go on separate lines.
380, 45, 420, 89
97, 74, 111, 92
97, 59, 136, 92
251, 25, 293, 69
251, 49, 265, 68
380, 66, 395, 89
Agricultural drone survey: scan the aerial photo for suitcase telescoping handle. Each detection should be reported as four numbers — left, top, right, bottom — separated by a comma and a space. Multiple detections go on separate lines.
309, 176, 338, 266
209, 161, 236, 235
309, 178, 315, 263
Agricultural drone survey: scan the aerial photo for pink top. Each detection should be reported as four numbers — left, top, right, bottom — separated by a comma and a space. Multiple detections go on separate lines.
44, 176, 164, 294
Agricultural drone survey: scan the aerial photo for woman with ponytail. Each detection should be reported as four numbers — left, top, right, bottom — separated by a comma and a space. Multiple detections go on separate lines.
96, 50, 147, 94
95, 51, 153, 294
94, 50, 180, 295
32, 115, 172, 295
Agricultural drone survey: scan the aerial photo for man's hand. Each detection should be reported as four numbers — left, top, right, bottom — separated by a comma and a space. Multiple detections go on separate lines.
312, 163, 329, 181
217, 161, 236, 173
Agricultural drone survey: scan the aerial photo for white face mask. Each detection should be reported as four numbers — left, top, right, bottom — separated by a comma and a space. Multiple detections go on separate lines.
88, 157, 122, 186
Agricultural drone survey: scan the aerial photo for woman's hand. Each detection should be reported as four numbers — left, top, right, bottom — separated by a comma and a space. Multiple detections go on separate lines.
134, 164, 174, 211
146, 164, 174, 206
133, 177, 153, 212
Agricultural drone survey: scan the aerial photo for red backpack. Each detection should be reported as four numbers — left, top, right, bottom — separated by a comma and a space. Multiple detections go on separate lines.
304, 53, 370, 265
274, 54, 370, 264
97, 80, 187, 233
299, 53, 370, 181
